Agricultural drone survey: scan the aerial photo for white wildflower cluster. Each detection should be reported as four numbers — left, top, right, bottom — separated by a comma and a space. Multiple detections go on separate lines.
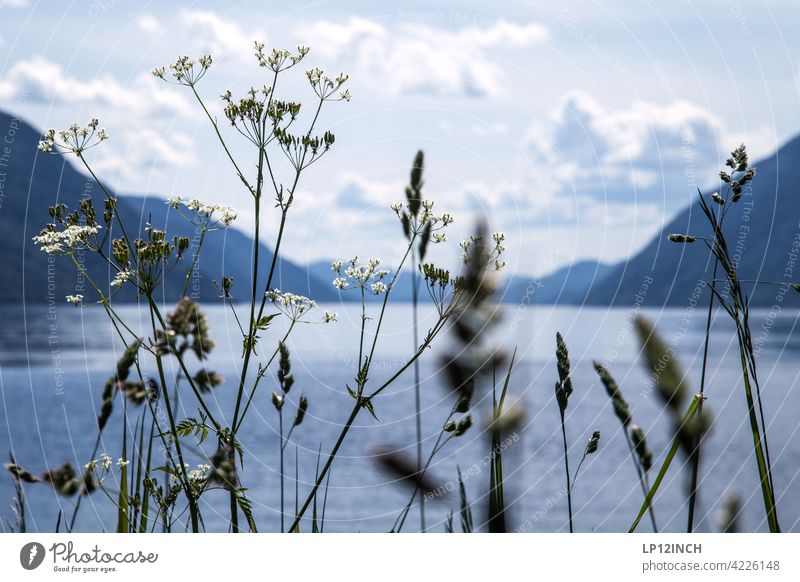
116, 458, 130, 467
33, 223, 101, 254
152, 54, 212, 86
392, 199, 453, 243
331, 257, 391, 295
168, 463, 209, 484
38, 119, 108, 155
111, 268, 134, 288
254, 42, 309, 72
85, 453, 113, 473
266, 289, 317, 321
167, 197, 237, 228
187, 464, 210, 482
65, 294, 84, 306
459, 232, 507, 271
322, 310, 337, 323
306, 67, 351, 101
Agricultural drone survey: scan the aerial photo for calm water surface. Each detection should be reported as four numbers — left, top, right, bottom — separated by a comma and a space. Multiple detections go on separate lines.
1, 302, 799, 532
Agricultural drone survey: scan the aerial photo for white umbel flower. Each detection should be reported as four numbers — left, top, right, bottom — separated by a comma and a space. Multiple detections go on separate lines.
65, 294, 83, 306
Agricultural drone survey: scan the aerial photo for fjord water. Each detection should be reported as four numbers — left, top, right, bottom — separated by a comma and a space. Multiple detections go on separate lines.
1, 302, 798, 533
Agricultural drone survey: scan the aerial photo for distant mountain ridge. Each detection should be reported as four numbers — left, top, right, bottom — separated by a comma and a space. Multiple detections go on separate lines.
3, 108, 798, 308
582, 135, 800, 307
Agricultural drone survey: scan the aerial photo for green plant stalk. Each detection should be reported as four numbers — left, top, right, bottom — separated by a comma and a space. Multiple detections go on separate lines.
687, 258, 718, 533
393, 416, 456, 532
116, 401, 129, 533
226, 95, 326, 531
139, 416, 155, 533
630, 394, 703, 532
559, 411, 572, 533
702, 192, 779, 531
279, 406, 285, 532
146, 295, 200, 533
732, 298, 780, 532
410, 251, 425, 532
131, 416, 144, 532
181, 225, 207, 298
489, 354, 514, 533
234, 323, 296, 433
289, 313, 448, 532
622, 431, 658, 532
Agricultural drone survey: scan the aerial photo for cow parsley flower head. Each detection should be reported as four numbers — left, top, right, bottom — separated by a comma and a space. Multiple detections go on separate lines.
154, 54, 213, 86
394, 199, 454, 244
266, 289, 317, 321
460, 232, 507, 271
323, 311, 337, 323
66, 294, 84, 306
111, 269, 133, 288
370, 282, 388, 295
99, 454, 112, 471
255, 43, 308, 72
187, 464, 210, 482
167, 197, 237, 228
331, 256, 391, 295
307, 66, 350, 100
38, 119, 109, 156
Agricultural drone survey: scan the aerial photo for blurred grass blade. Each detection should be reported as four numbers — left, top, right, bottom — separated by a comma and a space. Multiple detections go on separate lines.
629, 394, 702, 533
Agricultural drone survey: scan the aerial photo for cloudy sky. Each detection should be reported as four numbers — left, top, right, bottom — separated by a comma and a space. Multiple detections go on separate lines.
1, 0, 798, 276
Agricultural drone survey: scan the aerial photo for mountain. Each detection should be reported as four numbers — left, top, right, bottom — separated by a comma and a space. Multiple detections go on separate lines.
0, 110, 334, 305
583, 135, 800, 307
310, 257, 613, 305
503, 260, 613, 305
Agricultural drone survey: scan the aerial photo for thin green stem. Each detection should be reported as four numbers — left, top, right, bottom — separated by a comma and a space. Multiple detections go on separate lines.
560, 411, 573, 533
410, 251, 424, 532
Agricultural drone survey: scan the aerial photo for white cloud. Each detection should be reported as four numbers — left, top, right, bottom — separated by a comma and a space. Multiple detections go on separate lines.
0, 56, 192, 117
525, 91, 776, 210
137, 9, 264, 63
92, 128, 197, 177
2, 0, 30, 8
137, 13, 164, 36
299, 17, 548, 97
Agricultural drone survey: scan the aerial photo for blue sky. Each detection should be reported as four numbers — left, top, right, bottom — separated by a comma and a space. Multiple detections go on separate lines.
1, 0, 798, 276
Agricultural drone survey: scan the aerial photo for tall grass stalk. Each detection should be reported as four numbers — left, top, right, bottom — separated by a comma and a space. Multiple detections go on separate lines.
669, 147, 779, 531
554, 332, 574, 532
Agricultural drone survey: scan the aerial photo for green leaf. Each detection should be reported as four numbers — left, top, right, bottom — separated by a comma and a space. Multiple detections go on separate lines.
237, 494, 258, 533
629, 394, 703, 532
